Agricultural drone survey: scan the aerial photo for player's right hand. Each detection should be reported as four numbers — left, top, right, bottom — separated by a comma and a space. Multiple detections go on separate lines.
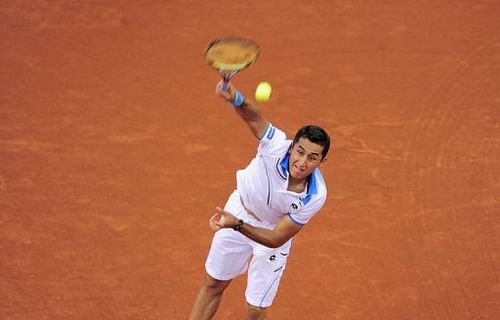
215, 80, 236, 102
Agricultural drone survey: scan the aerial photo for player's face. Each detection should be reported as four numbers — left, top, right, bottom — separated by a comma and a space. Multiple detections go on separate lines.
288, 137, 325, 180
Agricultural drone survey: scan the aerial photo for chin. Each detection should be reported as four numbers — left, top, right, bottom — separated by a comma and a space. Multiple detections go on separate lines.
291, 171, 306, 180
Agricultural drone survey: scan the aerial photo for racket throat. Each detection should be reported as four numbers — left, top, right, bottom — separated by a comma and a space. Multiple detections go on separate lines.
220, 70, 237, 81
219, 70, 237, 91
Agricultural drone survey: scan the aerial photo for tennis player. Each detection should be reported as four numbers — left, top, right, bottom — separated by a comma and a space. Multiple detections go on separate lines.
189, 81, 331, 320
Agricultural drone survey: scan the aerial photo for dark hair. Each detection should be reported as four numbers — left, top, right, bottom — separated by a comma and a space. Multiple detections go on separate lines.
292, 125, 331, 159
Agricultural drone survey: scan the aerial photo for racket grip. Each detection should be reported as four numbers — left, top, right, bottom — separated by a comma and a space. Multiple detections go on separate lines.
222, 79, 229, 91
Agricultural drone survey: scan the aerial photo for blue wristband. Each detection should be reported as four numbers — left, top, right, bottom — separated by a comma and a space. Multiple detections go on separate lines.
231, 90, 245, 107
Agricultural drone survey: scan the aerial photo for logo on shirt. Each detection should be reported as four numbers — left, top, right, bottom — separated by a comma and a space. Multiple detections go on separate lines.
289, 201, 303, 214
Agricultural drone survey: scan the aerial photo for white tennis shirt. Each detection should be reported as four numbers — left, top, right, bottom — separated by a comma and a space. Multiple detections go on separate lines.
236, 124, 327, 226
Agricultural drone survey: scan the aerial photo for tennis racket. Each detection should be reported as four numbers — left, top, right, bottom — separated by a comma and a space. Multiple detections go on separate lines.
204, 37, 259, 91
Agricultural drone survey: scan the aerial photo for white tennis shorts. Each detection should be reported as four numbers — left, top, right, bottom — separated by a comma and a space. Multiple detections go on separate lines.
205, 190, 292, 308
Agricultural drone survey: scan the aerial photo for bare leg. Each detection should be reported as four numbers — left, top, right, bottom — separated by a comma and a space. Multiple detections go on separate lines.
189, 274, 232, 320
246, 303, 268, 320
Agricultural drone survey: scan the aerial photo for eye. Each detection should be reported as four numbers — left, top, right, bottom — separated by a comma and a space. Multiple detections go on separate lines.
308, 155, 318, 161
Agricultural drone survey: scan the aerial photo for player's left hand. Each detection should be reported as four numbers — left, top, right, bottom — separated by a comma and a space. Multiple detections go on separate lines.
209, 206, 239, 232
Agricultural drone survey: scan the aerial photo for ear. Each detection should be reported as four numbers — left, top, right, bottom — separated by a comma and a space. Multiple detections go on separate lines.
320, 156, 328, 164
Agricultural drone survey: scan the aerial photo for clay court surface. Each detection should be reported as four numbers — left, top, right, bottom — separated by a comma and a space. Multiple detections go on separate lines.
1, 1, 499, 319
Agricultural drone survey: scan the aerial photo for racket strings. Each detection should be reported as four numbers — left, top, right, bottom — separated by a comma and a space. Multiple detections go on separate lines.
205, 39, 259, 70
206, 49, 257, 64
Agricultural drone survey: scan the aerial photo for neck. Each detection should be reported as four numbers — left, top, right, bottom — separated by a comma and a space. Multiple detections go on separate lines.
288, 176, 307, 193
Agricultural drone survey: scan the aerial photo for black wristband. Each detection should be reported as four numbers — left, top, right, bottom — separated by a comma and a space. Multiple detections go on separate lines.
233, 219, 244, 231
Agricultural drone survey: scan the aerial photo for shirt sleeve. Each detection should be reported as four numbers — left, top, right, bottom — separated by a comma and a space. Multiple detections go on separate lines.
257, 123, 289, 156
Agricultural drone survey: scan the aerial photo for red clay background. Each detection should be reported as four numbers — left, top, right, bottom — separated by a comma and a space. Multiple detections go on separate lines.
1, 1, 499, 319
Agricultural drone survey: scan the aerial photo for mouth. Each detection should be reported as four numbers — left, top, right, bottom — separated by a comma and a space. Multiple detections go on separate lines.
292, 165, 306, 176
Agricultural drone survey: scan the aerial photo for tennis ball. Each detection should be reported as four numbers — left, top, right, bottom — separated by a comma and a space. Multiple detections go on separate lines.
255, 81, 272, 102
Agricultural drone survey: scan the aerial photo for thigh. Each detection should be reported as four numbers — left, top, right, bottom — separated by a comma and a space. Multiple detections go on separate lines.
205, 228, 253, 281
245, 241, 292, 308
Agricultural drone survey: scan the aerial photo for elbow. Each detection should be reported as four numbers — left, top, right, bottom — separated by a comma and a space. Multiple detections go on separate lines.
269, 243, 283, 249
259, 237, 283, 249
266, 242, 281, 249
267, 237, 287, 249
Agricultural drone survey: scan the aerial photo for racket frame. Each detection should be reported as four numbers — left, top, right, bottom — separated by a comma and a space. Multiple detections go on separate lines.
205, 37, 259, 90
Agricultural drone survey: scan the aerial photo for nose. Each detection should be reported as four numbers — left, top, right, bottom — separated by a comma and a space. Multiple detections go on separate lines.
297, 156, 307, 167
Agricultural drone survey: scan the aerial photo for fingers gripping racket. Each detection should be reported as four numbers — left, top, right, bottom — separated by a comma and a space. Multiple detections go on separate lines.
205, 37, 259, 90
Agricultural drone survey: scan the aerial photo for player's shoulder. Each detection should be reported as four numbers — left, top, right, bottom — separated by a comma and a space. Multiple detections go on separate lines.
312, 167, 327, 190
259, 123, 287, 142
258, 123, 290, 155
301, 168, 327, 207
310, 169, 328, 202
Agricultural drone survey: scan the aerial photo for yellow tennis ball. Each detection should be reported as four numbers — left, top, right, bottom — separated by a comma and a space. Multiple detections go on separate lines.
255, 81, 272, 102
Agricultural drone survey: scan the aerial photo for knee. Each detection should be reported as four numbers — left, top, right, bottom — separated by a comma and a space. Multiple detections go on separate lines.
202, 274, 231, 295
246, 303, 268, 320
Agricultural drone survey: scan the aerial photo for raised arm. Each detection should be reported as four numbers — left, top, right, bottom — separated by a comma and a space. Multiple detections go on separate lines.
215, 81, 270, 140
